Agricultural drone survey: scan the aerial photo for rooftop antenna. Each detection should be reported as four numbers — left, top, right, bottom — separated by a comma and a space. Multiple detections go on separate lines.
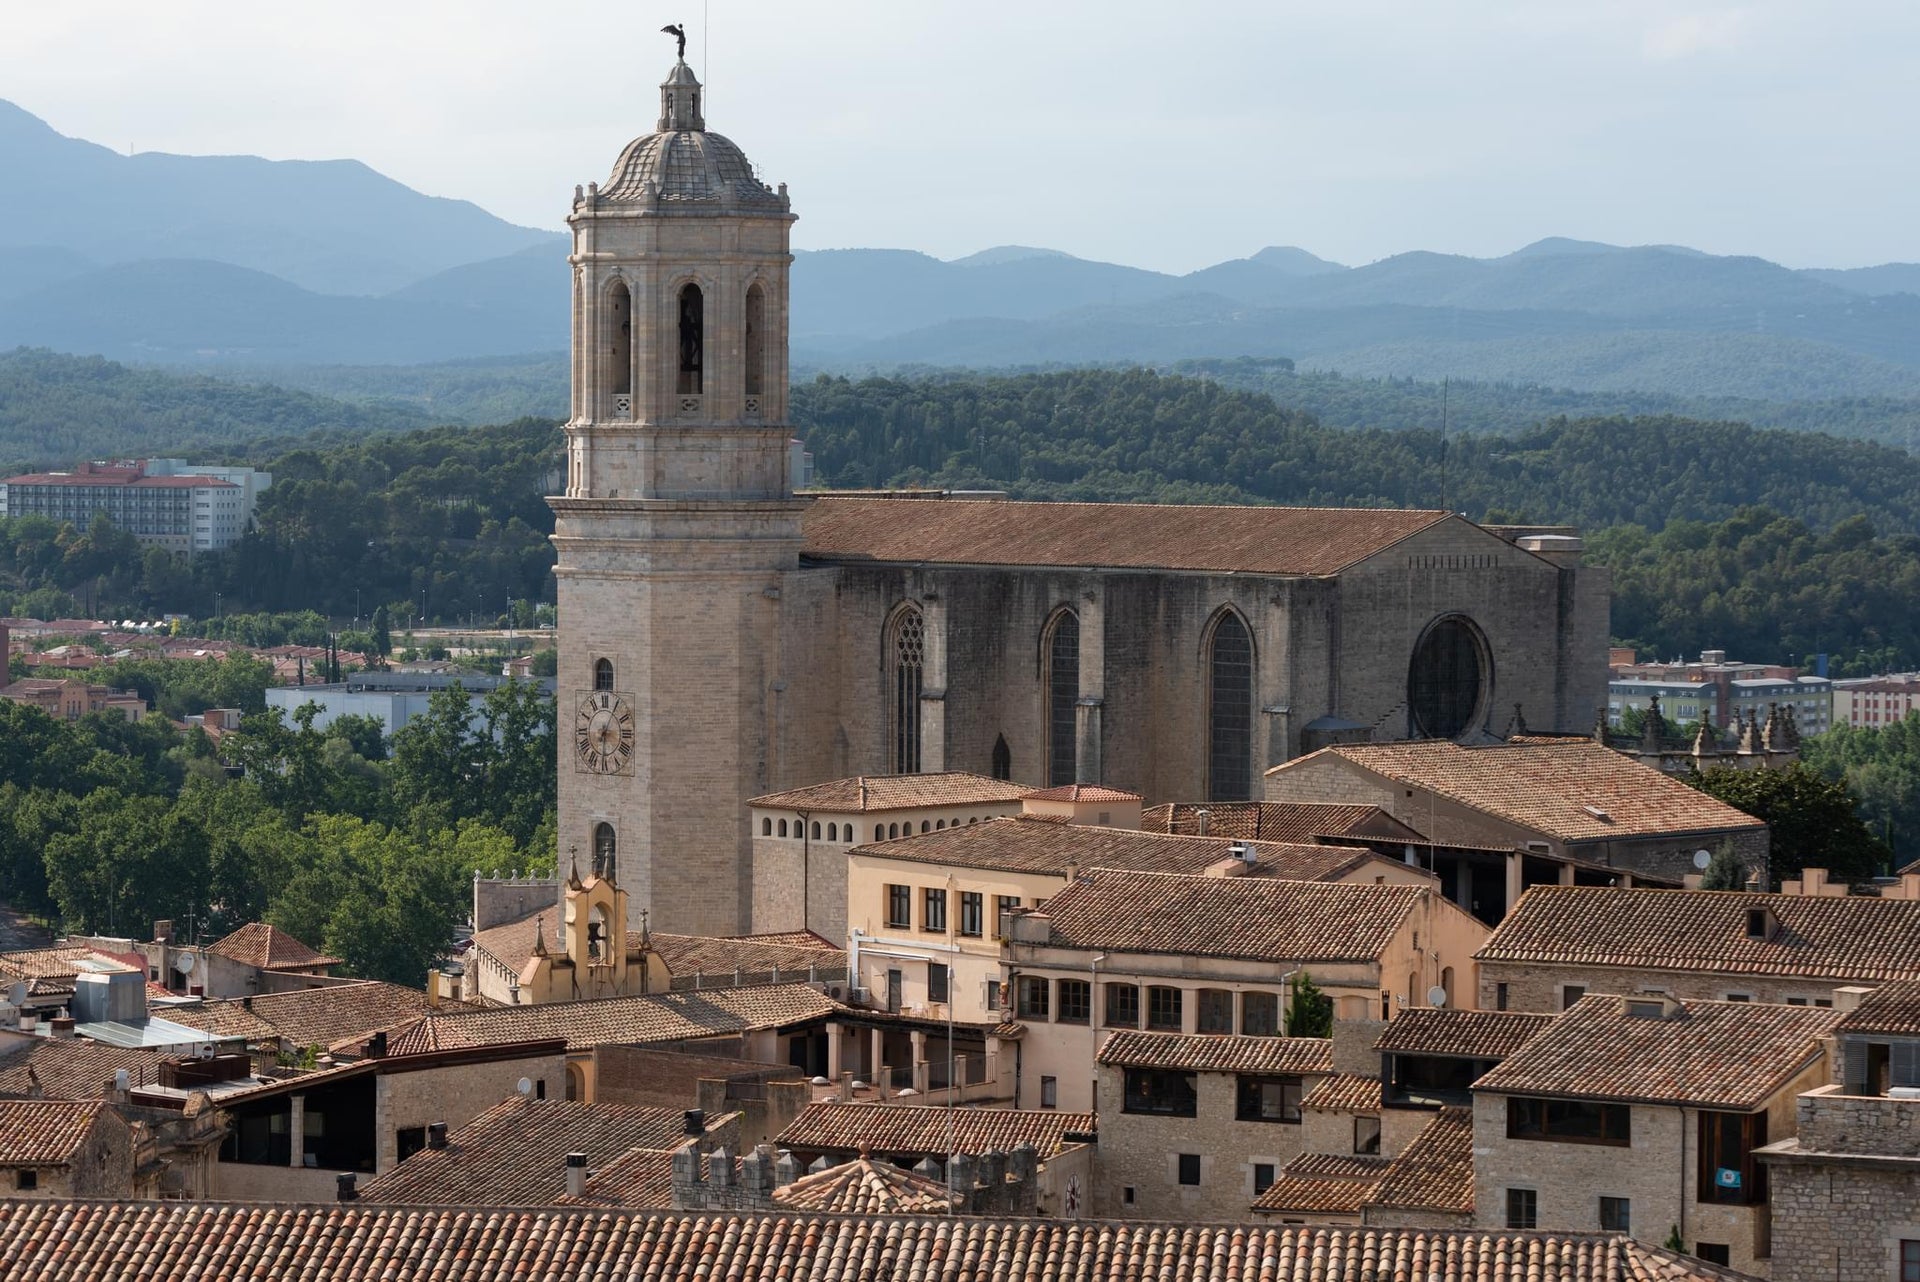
1438, 376, 1449, 513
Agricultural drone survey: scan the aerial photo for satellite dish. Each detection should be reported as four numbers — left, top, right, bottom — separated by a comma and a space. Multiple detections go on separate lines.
1693, 849, 1713, 870
5, 982, 26, 1007
176, 953, 197, 974
517, 1077, 534, 1097
1426, 985, 1449, 1008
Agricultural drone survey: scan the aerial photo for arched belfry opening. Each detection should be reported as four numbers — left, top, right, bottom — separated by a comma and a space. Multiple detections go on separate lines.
677, 283, 704, 394
1044, 610, 1080, 786
593, 822, 617, 882
607, 280, 632, 403
743, 283, 766, 399
992, 734, 1012, 782
1207, 611, 1254, 802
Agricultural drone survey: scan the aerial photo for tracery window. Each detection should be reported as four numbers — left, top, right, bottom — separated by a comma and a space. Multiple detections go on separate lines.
888, 605, 925, 773
1207, 612, 1254, 801
991, 734, 1012, 781
1045, 610, 1079, 787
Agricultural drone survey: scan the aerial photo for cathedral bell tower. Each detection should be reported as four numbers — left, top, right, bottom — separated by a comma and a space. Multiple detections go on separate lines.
549, 53, 802, 936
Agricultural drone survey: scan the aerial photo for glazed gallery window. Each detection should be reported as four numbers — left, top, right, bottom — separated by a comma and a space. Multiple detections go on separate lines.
958, 892, 984, 937
1106, 983, 1141, 1028
1236, 1075, 1303, 1124
1056, 979, 1091, 1025
1196, 989, 1234, 1034
1146, 986, 1183, 1032
1241, 991, 1280, 1037
1507, 1096, 1631, 1147
1123, 1068, 1197, 1117
923, 887, 947, 932
1016, 976, 1050, 1020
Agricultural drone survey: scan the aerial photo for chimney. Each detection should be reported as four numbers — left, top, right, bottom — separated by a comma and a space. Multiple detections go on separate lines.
336, 1173, 358, 1202
367, 1030, 388, 1059
683, 1108, 706, 1136
565, 1152, 588, 1198
49, 1016, 75, 1040
427, 1121, 448, 1150
153, 920, 174, 945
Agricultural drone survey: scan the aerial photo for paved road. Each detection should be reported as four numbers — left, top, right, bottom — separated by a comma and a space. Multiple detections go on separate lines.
0, 903, 53, 952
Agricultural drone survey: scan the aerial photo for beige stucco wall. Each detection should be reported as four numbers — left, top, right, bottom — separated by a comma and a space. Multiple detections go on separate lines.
753, 799, 1025, 940
372, 1051, 571, 1172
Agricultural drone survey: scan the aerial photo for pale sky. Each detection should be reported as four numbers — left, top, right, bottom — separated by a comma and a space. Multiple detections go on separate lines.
5, 1, 1917, 274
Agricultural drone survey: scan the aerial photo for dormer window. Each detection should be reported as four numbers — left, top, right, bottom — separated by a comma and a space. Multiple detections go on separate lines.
1625, 999, 1665, 1020
1745, 907, 1775, 940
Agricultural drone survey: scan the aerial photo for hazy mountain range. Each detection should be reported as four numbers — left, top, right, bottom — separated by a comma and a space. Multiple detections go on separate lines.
5, 99, 1920, 402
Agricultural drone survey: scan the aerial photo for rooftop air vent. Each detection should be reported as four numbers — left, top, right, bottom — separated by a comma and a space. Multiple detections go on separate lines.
1581, 805, 1613, 823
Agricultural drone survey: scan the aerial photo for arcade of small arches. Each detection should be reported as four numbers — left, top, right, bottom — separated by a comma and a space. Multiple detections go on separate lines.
758, 813, 1002, 845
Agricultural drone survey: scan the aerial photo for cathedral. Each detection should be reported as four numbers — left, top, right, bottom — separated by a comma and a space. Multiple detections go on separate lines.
550, 56, 1610, 937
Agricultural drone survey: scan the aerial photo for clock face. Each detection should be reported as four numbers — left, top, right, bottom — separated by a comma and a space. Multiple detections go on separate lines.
574, 691, 636, 775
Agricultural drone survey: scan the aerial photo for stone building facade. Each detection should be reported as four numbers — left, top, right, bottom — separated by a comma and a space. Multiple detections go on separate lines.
551, 57, 1610, 938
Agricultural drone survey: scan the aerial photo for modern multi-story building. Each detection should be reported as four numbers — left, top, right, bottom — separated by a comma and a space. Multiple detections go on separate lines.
1831, 675, 1920, 729
0, 458, 271, 552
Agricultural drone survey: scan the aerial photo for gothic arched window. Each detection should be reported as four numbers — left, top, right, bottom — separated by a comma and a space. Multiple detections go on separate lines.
1044, 610, 1080, 787
888, 605, 925, 774
1207, 611, 1255, 802
992, 734, 1012, 781
677, 282, 704, 394
744, 283, 766, 398
607, 280, 632, 401
592, 822, 617, 882
594, 658, 614, 692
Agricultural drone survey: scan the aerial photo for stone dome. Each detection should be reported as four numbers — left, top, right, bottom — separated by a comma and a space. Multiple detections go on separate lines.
600, 129, 786, 209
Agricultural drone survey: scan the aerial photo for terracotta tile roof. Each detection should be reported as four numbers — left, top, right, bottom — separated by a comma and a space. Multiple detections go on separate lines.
777, 1102, 1094, 1159
1477, 886, 1920, 983
1367, 1107, 1475, 1213
386, 983, 841, 1056
856, 821, 1367, 882
166, 981, 455, 1050
1242, 844, 1430, 884
1301, 1073, 1384, 1113
0, 944, 121, 983
651, 933, 848, 980
743, 930, 842, 950
1034, 869, 1427, 963
802, 496, 1453, 576
0, 1202, 1762, 1282
1098, 1030, 1333, 1075
1374, 1009, 1557, 1060
0, 1099, 108, 1165
1836, 979, 1920, 1037
1474, 995, 1844, 1110
1282, 740, 1763, 842
1253, 1169, 1382, 1215
771, 1156, 963, 1214
205, 922, 340, 972
0, 1039, 163, 1100
751, 772, 1029, 812
1022, 784, 1142, 803
551, 1146, 680, 1209
1143, 802, 1425, 845
467, 911, 845, 984
357, 1097, 719, 1206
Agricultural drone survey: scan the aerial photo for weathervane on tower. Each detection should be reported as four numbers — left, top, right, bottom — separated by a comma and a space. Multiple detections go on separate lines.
661, 23, 686, 61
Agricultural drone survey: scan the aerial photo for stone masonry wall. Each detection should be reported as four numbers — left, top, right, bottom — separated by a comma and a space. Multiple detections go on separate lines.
1479, 960, 1864, 1014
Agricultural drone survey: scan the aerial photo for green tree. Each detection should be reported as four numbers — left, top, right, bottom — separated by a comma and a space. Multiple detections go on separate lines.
1689, 764, 1891, 887
1285, 972, 1333, 1038
371, 604, 392, 657
42, 793, 210, 934
1697, 842, 1748, 891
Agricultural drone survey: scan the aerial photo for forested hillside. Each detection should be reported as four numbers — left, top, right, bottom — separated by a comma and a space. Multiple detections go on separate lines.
0, 348, 429, 468
9, 367, 1920, 672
